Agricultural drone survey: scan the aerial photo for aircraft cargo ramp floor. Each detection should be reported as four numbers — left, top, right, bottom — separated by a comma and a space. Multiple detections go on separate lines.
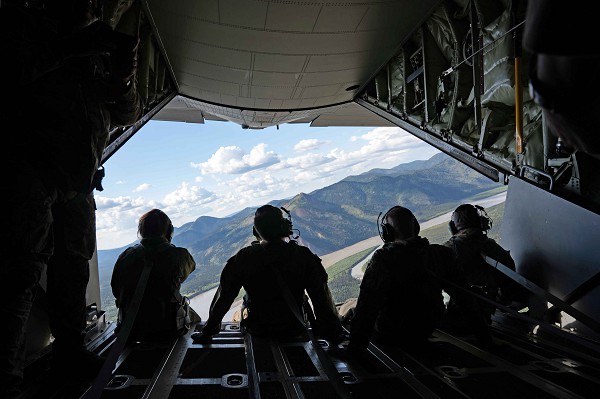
21, 318, 600, 399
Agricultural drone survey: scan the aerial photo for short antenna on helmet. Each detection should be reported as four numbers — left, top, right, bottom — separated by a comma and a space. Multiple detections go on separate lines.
280, 207, 300, 239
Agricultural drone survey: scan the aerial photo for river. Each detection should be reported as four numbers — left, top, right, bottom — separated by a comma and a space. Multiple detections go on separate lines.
189, 287, 241, 322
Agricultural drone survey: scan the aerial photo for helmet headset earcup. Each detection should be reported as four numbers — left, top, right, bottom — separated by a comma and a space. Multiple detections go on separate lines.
167, 221, 174, 241
475, 205, 493, 231
450, 205, 492, 234
449, 220, 458, 235
379, 206, 419, 243
381, 222, 393, 243
253, 206, 292, 240
379, 206, 398, 243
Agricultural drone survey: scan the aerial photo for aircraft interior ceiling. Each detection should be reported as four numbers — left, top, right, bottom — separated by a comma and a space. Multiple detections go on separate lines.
102, 0, 439, 143
104, 0, 599, 215
144, 0, 439, 122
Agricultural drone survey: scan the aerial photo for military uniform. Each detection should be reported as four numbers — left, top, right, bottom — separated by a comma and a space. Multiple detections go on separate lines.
203, 241, 342, 340
443, 228, 517, 323
0, 5, 142, 391
111, 237, 196, 341
349, 237, 489, 352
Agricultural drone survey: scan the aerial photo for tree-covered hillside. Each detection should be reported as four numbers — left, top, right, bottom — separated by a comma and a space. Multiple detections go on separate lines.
98, 152, 502, 320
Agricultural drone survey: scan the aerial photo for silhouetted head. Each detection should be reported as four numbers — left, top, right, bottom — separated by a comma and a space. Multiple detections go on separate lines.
449, 204, 481, 234
253, 205, 291, 242
138, 209, 174, 241
380, 206, 420, 243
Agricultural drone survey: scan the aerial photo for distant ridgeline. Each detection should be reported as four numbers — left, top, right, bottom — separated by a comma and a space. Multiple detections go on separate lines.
98, 152, 501, 315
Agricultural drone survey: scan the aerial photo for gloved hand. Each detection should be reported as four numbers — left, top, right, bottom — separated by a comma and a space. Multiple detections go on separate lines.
91, 166, 105, 192
191, 323, 220, 343
191, 331, 213, 343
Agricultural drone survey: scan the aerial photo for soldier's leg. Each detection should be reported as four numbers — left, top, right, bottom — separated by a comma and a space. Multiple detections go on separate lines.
47, 193, 103, 378
0, 177, 54, 396
47, 193, 96, 352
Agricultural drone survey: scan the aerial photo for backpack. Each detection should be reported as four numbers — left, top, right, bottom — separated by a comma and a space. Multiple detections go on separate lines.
174, 293, 191, 335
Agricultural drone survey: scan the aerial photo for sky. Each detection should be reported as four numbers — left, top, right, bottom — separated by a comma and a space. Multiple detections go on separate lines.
96, 120, 439, 250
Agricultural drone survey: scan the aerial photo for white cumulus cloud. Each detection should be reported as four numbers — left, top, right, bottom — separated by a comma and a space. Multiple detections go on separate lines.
219, 172, 291, 207
286, 153, 333, 169
133, 183, 152, 192
96, 182, 219, 249
276, 127, 435, 183
95, 195, 157, 249
192, 143, 280, 174
163, 182, 215, 208
293, 139, 329, 152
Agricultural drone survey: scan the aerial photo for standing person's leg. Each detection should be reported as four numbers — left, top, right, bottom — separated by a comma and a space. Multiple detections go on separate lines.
0, 176, 55, 397
47, 193, 103, 374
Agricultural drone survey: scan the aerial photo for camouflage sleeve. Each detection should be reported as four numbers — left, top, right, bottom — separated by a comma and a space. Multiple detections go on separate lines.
203, 254, 243, 335
348, 250, 392, 352
303, 250, 343, 339
177, 248, 196, 283
107, 81, 143, 127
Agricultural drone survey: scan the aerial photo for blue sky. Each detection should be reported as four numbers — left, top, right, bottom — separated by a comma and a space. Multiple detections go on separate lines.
96, 120, 439, 249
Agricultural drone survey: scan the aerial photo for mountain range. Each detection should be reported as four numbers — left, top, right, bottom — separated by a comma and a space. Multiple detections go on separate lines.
98, 152, 500, 306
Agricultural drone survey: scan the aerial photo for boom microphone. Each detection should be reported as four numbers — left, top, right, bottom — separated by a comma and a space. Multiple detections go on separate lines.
281, 207, 301, 239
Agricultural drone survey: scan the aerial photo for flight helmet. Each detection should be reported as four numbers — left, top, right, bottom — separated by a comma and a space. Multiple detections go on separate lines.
449, 204, 492, 235
253, 205, 292, 241
379, 206, 420, 243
